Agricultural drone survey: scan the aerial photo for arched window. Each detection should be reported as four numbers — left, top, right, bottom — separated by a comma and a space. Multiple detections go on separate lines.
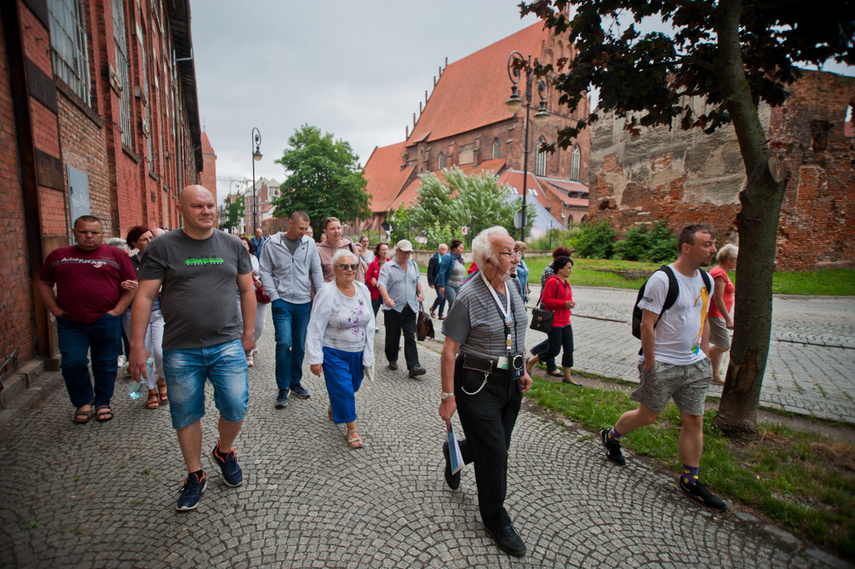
492, 137, 500, 159
438, 152, 446, 170
570, 145, 580, 181
535, 137, 546, 176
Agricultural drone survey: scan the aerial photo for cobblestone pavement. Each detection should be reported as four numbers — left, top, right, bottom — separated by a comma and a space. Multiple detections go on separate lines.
0, 289, 852, 568
430, 280, 855, 424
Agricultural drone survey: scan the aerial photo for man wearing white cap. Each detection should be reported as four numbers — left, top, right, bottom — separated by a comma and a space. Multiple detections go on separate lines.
378, 239, 426, 378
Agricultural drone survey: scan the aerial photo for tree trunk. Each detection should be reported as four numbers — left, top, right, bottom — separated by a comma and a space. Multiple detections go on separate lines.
710, 0, 789, 434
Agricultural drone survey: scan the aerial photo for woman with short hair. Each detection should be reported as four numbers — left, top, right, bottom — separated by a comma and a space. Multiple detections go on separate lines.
526, 256, 579, 385
306, 249, 376, 449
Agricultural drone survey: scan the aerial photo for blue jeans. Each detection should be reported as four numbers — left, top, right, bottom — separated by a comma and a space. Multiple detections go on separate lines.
56, 313, 122, 408
430, 290, 446, 317
535, 324, 574, 369
444, 285, 459, 310
271, 299, 312, 390
162, 338, 249, 430
532, 338, 557, 372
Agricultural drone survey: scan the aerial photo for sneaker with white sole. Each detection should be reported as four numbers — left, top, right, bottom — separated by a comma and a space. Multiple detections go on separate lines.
176, 471, 206, 511
211, 441, 243, 487
600, 429, 626, 466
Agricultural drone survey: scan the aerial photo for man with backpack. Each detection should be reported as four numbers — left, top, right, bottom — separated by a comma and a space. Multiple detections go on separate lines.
600, 224, 727, 512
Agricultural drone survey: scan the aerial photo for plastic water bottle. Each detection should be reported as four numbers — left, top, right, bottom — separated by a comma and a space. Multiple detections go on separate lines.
127, 357, 154, 399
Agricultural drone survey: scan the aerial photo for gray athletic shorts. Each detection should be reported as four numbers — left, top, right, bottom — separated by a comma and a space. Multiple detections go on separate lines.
708, 317, 731, 349
631, 358, 712, 416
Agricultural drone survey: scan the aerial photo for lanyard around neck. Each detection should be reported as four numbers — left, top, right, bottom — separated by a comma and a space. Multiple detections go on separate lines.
480, 272, 514, 355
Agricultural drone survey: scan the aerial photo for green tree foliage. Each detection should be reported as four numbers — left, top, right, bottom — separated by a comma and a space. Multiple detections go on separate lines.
521, 0, 855, 434
571, 219, 615, 259
271, 125, 371, 233
219, 194, 244, 234
408, 168, 535, 245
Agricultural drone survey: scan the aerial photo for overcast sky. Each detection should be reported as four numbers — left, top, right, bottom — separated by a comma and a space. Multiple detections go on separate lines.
190, 2, 854, 203
190, 1, 542, 201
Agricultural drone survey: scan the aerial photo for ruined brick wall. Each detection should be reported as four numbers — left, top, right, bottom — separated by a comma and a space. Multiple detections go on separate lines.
770, 70, 855, 270
588, 70, 854, 271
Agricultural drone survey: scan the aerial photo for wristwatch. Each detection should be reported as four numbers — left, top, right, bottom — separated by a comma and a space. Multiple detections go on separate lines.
441, 391, 455, 400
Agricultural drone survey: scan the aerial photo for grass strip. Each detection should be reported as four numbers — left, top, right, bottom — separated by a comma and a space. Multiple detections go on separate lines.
525, 376, 855, 558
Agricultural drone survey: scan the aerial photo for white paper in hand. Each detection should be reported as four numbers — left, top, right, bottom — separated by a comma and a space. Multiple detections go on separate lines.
447, 424, 464, 474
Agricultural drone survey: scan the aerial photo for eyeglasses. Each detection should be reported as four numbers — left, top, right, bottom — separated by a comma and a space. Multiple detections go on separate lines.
498, 251, 522, 259
337, 263, 359, 271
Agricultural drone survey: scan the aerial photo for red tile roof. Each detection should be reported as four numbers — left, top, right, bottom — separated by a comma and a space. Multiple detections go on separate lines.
201, 132, 216, 156
406, 22, 548, 147
498, 171, 549, 208
388, 178, 423, 211
363, 142, 416, 212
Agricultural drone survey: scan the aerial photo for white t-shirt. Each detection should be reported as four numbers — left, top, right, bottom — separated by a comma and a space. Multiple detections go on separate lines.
637, 265, 714, 365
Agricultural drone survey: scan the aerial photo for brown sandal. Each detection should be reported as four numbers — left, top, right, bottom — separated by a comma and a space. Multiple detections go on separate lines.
73, 405, 93, 424
146, 390, 159, 409
95, 406, 113, 422
156, 379, 168, 402
345, 428, 363, 449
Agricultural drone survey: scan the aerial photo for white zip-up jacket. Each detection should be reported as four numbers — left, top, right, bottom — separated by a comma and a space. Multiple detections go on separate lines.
259, 232, 324, 305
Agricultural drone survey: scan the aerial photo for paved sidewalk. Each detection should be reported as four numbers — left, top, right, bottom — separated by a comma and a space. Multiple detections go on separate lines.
0, 302, 851, 568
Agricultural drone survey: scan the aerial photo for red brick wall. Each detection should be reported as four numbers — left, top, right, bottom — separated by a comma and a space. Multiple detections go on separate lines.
0, 16, 37, 362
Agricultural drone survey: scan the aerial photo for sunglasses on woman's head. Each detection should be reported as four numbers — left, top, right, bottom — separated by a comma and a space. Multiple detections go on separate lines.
337, 263, 359, 271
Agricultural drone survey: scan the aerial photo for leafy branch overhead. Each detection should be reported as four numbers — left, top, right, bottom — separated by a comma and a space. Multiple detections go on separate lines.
271, 124, 371, 230
521, 0, 855, 145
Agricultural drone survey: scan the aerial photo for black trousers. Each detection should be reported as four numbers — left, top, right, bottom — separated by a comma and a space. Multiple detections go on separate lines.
454, 357, 523, 523
384, 305, 419, 369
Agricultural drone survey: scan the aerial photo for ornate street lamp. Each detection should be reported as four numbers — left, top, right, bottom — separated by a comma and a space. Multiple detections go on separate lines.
251, 127, 263, 232
506, 52, 549, 241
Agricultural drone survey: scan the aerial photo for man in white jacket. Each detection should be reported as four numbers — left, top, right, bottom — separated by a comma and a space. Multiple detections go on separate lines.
259, 211, 325, 408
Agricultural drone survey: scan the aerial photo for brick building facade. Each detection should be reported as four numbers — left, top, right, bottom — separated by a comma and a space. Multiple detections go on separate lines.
0, 0, 202, 372
364, 22, 592, 237
588, 69, 854, 271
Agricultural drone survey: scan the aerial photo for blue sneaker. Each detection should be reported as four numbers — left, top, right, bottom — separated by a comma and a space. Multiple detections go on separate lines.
211, 441, 243, 487
176, 471, 206, 511
290, 384, 310, 399
275, 388, 289, 408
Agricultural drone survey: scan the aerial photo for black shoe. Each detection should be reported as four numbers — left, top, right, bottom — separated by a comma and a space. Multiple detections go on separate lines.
211, 441, 243, 487
484, 516, 526, 557
275, 388, 289, 409
442, 441, 460, 490
408, 366, 427, 379
678, 477, 727, 512
600, 429, 626, 466
388, 361, 398, 371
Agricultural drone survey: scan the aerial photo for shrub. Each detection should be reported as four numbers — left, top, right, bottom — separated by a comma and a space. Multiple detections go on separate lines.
571, 219, 616, 258
613, 224, 649, 261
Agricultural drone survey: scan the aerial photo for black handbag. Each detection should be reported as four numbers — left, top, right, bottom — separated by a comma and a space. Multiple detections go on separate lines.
529, 286, 553, 333
417, 302, 435, 341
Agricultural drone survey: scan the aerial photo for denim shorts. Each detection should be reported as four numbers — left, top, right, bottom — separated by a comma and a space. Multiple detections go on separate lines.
631, 358, 711, 416
162, 338, 249, 430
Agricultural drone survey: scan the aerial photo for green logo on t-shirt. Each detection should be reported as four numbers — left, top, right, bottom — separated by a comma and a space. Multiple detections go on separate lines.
184, 257, 224, 266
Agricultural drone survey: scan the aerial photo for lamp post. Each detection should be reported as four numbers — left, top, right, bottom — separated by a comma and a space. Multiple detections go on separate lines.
251, 127, 263, 233
506, 52, 549, 241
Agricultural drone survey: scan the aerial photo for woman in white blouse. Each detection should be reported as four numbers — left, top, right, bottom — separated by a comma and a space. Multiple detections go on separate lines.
306, 249, 376, 448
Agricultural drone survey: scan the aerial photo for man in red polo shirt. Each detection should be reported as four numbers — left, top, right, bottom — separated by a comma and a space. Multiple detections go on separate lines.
38, 215, 137, 424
